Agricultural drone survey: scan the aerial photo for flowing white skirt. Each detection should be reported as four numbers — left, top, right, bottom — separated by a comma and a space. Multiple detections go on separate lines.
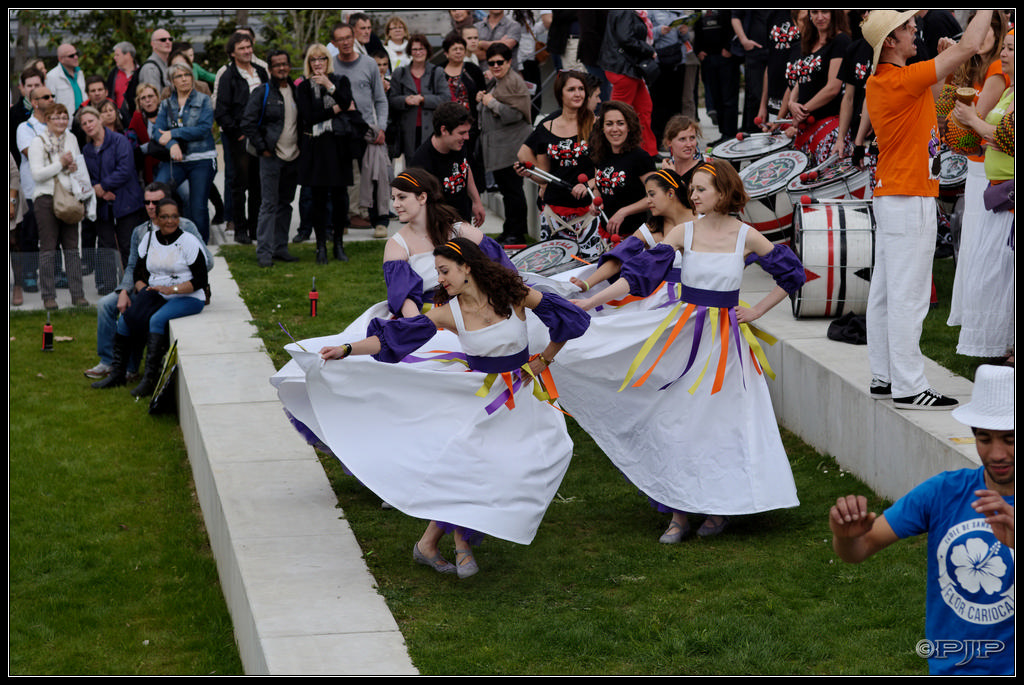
946, 162, 1016, 357
531, 272, 799, 516
271, 302, 574, 545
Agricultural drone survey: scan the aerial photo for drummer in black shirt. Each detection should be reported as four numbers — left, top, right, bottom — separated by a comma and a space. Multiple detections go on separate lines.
409, 101, 487, 227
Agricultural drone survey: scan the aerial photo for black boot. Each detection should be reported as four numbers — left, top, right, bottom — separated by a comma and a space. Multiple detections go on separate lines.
233, 221, 251, 244
131, 332, 169, 398
316, 239, 329, 265
333, 232, 348, 262
92, 333, 131, 389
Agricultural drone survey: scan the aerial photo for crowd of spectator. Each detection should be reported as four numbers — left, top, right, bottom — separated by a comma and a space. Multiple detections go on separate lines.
8, 10, 1013, 367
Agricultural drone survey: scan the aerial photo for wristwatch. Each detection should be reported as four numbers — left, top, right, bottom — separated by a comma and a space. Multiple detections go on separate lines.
172, 285, 179, 293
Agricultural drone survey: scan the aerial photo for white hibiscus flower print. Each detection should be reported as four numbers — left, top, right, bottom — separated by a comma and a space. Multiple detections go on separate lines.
951, 537, 1007, 595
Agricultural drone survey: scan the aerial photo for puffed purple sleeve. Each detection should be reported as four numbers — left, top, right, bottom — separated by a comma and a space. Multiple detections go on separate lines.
479, 235, 518, 272
596, 235, 646, 281
383, 259, 424, 317
745, 244, 806, 294
366, 314, 439, 363
619, 242, 677, 297
532, 291, 591, 342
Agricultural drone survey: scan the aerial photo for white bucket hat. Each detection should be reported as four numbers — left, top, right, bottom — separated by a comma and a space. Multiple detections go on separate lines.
861, 9, 919, 72
951, 365, 1015, 431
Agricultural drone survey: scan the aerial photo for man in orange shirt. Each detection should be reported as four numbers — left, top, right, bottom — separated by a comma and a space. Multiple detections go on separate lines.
861, 10, 992, 410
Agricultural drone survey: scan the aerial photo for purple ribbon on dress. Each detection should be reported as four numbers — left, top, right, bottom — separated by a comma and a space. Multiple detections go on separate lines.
678, 284, 739, 308
399, 347, 536, 415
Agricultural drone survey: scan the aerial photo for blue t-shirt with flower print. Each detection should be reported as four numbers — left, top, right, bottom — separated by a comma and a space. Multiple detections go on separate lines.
885, 467, 1014, 675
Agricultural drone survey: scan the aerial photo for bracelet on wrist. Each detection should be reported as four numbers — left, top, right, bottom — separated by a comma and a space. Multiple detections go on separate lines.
341, 343, 353, 359
581, 280, 590, 292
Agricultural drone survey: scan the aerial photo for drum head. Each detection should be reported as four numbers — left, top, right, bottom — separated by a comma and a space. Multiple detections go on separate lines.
939, 151, 968, 189
788, 158, 857, 192
741, 150, 809, 198
712, 133, 792, 161
510, 238, 580, 275
787, 157, 873, 200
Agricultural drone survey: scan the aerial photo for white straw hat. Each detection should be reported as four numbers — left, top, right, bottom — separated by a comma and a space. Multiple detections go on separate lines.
951, 365, 1015, 431
861, 9, 919, 72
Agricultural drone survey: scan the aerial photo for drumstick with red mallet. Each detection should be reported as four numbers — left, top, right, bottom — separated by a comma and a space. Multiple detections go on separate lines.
576, 173, 612, 230
514, 161, 575, 190
748, 115, 815, 135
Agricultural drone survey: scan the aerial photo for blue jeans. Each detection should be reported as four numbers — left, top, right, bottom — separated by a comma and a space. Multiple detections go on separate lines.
97, 290, 142, 371
148, 296, 204, 335
97, 290, 119, 365
157, 158, 215, 242
116, 293, 205, 337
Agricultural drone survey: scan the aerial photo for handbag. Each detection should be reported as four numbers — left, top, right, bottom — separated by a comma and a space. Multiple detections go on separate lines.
983, 179, 1014, 213
635, 57, 661, 84
45, 141, 86, 224
53, 177, 85, 224
148, 340, 179, 415
827, 312, 867, 345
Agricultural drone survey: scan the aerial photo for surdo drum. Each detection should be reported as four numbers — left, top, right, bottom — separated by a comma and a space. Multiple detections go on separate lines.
509, 238, 582, 276
738, 149, 809, 245
790, 200, 875, 318
938, 150, 968, 206
786, 156, 873, 203
711, 132, 793, 170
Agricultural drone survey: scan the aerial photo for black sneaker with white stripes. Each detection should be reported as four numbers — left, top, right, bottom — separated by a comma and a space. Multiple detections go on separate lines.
869, 378, 892, 399
893, 388, 959, 410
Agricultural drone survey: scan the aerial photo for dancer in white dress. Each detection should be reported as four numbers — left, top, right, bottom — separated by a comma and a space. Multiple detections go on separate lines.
382, 167, 514, 319
570, 169, 695, 297
562, 159, 805, 540
277, 238, 590, 579
523, 169, 694, 308
945, 29, 1015, 361
272, 167, 517, 458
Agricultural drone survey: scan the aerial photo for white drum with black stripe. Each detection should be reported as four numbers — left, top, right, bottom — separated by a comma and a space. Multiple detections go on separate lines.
791, 200, 875, 318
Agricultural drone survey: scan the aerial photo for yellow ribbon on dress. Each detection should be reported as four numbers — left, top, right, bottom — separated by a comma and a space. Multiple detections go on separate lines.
619, 299, 777, 394
618, 301, 683, 391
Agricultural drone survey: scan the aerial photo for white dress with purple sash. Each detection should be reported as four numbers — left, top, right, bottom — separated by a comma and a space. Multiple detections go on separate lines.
271, 295, 587, 545
550, 222, 799, 516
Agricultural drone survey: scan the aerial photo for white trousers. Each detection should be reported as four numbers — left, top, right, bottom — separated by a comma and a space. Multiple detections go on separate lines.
867, 195, 937, 397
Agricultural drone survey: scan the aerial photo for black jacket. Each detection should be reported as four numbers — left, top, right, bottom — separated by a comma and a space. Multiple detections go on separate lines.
214, 61, 269, 139
597, 10, 655, 77
106, 64, 140, 118
240, 79, 297, 157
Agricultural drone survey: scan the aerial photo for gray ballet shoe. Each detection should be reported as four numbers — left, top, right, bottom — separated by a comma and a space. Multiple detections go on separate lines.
413, 542, 456, 574
659, 518, 691, 544
697, 515, 730, 538
455, 549, 479, 579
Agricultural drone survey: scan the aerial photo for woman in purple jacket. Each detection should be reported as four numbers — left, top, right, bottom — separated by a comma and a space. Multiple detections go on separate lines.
78, 105, 146, 291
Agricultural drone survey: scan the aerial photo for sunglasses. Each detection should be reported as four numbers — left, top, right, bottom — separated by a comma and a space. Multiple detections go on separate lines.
487, 59, 506, 67
33, 93, 54, 101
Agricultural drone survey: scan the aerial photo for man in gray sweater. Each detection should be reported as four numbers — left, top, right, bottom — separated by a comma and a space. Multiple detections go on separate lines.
331, 22, 390, 238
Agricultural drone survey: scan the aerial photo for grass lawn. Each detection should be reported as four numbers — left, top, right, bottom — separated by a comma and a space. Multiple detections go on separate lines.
6, 237, 979, 675
8, 309, 243, 675
219, 239, 976, 675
